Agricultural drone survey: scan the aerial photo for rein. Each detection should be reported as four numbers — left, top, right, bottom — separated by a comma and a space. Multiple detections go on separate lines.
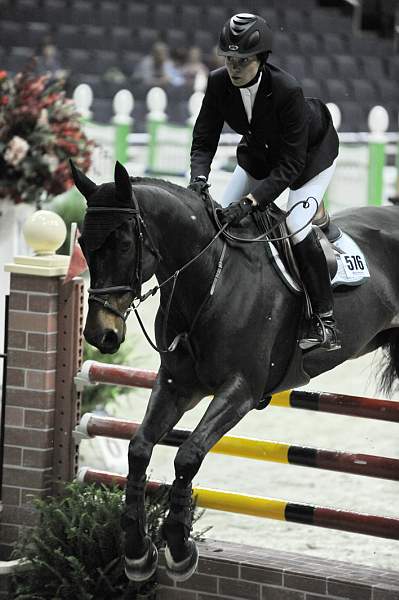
87, 197, 229, 354
133, 225, 228, 354
87, 186, 317, 355
210, 195, 318, 244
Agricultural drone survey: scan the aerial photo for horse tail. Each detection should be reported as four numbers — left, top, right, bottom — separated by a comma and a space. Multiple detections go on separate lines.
379, 329, 399, 395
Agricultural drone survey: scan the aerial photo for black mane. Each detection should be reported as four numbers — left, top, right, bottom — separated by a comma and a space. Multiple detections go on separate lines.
130, 176, 188, 199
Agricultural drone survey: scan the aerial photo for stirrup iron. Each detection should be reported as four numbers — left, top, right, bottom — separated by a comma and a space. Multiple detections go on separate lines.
299, 314, 341, 352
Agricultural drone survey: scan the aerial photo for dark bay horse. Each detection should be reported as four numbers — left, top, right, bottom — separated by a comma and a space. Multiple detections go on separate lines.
71, 160, 399, 582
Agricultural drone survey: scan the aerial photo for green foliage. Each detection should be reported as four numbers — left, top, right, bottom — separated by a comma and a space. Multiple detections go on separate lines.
81, 340, 136, 415
11, 481, 209, 600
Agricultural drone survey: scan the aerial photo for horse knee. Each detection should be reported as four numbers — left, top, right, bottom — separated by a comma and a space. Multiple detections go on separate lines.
174, 442, 204, 483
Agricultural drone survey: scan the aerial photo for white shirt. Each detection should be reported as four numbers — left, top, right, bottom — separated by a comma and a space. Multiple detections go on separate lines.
239, 72, 262, 123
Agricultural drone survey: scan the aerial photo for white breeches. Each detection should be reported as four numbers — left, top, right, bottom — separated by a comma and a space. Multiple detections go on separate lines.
221, 161, 337, 244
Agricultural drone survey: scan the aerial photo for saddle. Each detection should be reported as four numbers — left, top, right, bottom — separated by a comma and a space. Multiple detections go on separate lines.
201, 193, 370, 296
254, 203, 370, 298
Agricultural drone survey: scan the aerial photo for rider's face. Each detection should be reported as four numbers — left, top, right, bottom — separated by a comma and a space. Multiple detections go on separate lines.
225, 55, 260, 86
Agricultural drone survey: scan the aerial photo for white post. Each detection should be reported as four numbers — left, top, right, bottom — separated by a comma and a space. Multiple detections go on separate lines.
0, 202, 36, 382
146, 86, 167, 123
73, 83, 93, 121
112, 89, 134, 164
326, 102, 341, 131
146, 87, 168, 172
367, 105, 389, 206
187, 91, 204, 128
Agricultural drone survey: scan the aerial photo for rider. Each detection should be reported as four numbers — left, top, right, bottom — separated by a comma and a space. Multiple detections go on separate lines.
188, 13, 341, 351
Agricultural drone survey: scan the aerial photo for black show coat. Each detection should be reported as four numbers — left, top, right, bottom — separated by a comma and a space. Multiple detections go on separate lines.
190, 63, 339, 210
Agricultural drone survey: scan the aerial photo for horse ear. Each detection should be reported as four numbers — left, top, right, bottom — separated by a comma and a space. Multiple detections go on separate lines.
69, 160, 98, 199
114, 161, 133, 206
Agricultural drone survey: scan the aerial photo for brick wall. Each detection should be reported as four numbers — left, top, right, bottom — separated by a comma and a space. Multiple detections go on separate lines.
0, 273, 83, 560
2, 538, 398, 600
158, 539, 399, 600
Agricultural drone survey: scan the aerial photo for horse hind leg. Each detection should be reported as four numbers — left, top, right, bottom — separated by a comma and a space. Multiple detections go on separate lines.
163, 374, 258, 582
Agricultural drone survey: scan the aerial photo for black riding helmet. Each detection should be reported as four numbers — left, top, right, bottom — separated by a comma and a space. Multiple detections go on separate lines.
218, 13, 273, 58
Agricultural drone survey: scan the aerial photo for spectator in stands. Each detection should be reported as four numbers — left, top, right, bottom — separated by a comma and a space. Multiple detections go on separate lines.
132, 41, 184, 88
181, 46, 208, 88
103, 66, 127, 85
188, 13, 341, 352
34, 36, 67, 81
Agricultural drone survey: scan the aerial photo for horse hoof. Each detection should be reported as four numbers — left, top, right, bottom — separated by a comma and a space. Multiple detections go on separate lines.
164, 539, 199, 582
124, 536, 158, 582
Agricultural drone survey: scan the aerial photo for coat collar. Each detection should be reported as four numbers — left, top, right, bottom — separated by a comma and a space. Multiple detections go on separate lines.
226, 65, 273, 126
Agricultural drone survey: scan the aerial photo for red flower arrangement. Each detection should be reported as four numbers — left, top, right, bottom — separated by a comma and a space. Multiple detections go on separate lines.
0, 66, 94, 205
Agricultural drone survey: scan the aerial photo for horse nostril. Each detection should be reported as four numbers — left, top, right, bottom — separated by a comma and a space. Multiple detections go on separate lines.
100, 329, 120, 352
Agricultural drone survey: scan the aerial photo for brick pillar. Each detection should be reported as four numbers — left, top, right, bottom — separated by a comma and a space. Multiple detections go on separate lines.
0, 251, 84, 559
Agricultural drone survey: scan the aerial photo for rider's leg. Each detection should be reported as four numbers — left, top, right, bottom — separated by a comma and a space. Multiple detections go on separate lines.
286, 161, 340, 351
294, 230, 341, 350
220, 165, 262, 207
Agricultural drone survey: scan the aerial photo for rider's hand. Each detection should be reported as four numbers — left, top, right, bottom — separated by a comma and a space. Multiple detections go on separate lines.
219, 196, 256, 226
188, 176, 210, 197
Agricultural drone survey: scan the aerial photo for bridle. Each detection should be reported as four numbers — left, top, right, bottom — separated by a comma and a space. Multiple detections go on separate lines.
86, 183, 162, 322
86, 189, 228, 353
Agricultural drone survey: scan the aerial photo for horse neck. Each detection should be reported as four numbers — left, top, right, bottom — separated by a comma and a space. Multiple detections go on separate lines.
139, 185, 221, 299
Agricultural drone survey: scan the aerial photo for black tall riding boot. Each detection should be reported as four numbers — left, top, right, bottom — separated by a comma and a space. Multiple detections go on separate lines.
294, 230, 341, 351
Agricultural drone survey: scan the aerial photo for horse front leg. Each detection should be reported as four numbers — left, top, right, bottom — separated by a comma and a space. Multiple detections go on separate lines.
163, 373, 259, 582
122, 367, 199, 582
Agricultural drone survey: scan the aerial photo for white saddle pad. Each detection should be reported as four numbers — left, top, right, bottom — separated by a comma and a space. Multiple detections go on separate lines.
267, 230, 370, 294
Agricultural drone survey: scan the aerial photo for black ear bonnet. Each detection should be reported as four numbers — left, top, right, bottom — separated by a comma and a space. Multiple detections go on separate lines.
80, 183, 132, 252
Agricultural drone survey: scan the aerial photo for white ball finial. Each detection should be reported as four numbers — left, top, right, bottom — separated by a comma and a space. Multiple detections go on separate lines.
23, 210, 67, 256
146, 87, 167, 121
326, 102, 341, 130
368, 105, 389, 134
113, 89, 134, 124
73, 84, 93, 119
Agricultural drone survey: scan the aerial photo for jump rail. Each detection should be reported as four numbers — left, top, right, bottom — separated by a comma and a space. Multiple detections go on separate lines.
75, 360, 399, 423
78, 467, 399, 541
74, 413, 399, 481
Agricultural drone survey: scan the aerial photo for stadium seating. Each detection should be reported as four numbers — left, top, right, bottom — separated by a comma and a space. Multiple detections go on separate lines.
310, 55, 335, 80
334, 55, 360, 80
0, 0, 396, 132
284, 55, 308, 80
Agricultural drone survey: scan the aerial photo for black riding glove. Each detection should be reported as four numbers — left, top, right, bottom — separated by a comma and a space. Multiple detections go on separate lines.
219, 197, 255, 226
188, 176, 210, 197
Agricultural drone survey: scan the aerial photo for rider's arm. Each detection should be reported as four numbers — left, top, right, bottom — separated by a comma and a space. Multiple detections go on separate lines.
251, 87, 309, 211
190, 74, 225, 181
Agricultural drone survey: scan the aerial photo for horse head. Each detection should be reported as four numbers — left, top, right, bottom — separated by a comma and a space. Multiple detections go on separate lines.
70, 161, 159, 354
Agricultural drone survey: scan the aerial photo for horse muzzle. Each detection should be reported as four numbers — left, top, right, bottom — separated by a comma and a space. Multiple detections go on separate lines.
84, 325, 124, 354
